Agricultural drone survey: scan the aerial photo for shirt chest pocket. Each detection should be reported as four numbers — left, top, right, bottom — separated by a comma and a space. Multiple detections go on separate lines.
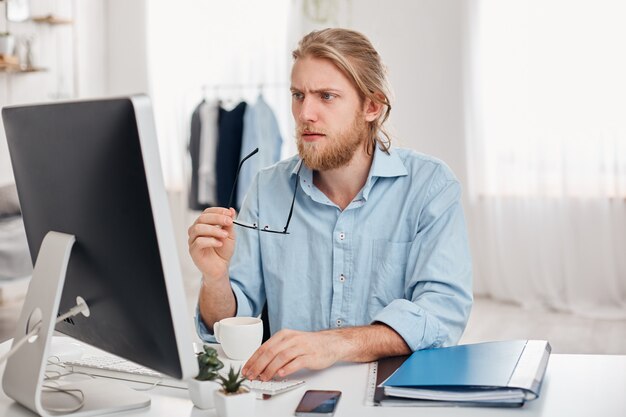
259, 233, 289, 277
369, 239, 412, 308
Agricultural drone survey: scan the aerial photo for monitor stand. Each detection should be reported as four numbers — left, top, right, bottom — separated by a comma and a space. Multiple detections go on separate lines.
2, 231, 150, 417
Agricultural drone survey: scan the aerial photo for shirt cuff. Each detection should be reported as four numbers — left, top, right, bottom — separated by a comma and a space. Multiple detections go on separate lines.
231, 281, 255, 317
371, 299, 444, 351
195, 305, 217, 343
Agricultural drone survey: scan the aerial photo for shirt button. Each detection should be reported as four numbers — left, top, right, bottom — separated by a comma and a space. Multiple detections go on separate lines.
336, 319, 342, 327
339, 232, 345, 240
339, 274, 345, 282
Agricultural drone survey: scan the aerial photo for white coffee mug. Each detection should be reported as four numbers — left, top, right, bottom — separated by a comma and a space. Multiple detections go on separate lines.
213, 317, 263, 360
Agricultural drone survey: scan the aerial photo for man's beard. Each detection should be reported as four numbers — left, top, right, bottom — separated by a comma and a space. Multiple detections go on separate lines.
296, 115, 368, 171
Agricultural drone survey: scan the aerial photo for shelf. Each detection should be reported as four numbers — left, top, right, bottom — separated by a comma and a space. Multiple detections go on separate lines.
0, 56, 44, 73
0, 66, 47, 73
31, 15, 73, 25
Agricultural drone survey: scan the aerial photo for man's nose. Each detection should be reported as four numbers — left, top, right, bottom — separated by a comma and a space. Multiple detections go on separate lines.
298, 97, 318, 124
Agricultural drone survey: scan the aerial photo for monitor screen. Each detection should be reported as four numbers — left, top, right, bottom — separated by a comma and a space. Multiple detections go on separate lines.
2, 96, 197, 380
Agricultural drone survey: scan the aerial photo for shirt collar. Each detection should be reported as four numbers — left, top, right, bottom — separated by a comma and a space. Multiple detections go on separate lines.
369, 145, 408, 178
361, 145, 407, 200
291, 157, 307, 178
291, 145, 408, 201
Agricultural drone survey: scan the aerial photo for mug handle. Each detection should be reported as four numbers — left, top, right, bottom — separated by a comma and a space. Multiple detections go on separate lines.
213, 321, 221, 343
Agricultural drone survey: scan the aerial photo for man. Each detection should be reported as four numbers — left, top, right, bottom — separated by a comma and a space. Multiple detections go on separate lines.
188, 28, 472, 382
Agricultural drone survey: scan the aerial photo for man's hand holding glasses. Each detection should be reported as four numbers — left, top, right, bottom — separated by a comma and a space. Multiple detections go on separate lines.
188, 206, 237, 283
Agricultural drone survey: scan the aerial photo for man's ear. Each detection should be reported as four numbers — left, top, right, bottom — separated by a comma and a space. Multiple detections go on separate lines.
362, 94, 384, 122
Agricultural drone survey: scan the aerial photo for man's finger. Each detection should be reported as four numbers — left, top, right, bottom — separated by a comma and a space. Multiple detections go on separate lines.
276, 355, 308, 378
257, 346, 302, 381
244, 330, 287, 371
188, 224, 229, 245
243, 332, 290, 379
197, 212, 234, 228
190, 237, 223, 252
202, 207, 232, 216
243, 345, 280, 380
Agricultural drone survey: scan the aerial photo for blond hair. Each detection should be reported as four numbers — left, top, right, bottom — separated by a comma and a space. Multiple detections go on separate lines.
292, 28, 392, 154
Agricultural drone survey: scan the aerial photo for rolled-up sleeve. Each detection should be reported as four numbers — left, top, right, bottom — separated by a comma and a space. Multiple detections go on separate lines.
195, 304, 215, 342
372, 174, 473, 351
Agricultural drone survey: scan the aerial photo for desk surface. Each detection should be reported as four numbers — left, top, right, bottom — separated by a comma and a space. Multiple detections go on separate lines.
0, 338, 624, 417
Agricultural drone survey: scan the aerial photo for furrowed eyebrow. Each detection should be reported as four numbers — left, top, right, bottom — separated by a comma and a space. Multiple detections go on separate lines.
290, 86, 341, 94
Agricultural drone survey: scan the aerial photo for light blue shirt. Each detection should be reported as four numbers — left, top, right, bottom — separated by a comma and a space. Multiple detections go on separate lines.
196, 146, 473, 351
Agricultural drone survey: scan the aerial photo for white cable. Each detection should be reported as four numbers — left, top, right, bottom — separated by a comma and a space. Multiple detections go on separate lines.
40, 382, 85, 413
0, 301, 91, 413
0, 324, 40, 365
56, 302, 89, 324
131, 378, 164, 392
0, 300, 89, 365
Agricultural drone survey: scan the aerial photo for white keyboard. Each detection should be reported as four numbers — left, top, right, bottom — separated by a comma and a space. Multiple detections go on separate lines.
244, 378, 306, 396
63, 355, 305, 396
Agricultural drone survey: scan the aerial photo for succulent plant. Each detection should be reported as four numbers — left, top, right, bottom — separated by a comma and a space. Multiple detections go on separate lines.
217, 366, 248, 394
195, 345, 224, 381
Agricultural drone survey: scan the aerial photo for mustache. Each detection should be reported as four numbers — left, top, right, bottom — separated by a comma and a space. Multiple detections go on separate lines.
296, 126, 327, 136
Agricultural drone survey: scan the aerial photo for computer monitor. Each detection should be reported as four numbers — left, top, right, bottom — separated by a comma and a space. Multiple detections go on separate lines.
1, 96, 198, 416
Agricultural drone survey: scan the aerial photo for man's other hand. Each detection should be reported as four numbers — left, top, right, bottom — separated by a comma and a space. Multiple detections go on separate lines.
242, 329, 349, 381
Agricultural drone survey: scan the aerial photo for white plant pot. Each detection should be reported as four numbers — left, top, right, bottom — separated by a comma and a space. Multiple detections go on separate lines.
187, 379, 220, 410
0, 35, 15, 55
213, 388, 255, 417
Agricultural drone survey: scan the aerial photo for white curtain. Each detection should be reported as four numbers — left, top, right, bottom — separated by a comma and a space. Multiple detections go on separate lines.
146, 0, 293, 191
466, 0, 626, 318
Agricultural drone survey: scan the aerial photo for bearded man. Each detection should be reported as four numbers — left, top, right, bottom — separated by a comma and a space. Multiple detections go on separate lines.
188, 28, 473, 381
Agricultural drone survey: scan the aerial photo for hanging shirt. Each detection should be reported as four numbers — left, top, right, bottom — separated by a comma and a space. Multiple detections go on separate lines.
197, 100, 219, 206
216, 102, 247, 209
196, 146, 473, 351
187, 101, 205, 210
237, 95, 283, 205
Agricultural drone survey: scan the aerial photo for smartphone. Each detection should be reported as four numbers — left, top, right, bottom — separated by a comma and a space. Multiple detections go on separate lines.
294, 390, 342, 416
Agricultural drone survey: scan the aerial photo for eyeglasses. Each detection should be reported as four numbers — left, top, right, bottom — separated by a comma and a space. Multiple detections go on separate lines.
227, 148, 301, 234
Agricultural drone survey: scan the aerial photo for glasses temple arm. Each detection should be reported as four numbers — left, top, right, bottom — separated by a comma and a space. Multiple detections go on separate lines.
227, 148, 259, 209
283, 162, 303, 233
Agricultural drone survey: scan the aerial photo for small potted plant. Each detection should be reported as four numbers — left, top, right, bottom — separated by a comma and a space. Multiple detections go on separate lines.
213, 366, 255, 417
187, 345, 224, 409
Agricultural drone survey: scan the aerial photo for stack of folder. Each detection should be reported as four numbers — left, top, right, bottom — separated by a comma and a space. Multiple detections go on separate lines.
375, 340, 551, 407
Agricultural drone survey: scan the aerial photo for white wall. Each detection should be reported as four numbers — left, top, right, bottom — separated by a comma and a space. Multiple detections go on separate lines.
105, 0, 148, 96
74, 0, 107, 98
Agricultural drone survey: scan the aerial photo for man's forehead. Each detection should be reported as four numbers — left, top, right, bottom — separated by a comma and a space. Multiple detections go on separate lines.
291, 56, 353, 91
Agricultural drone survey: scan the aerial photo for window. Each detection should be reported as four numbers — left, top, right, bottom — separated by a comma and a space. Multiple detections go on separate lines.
469, 0, 626, 198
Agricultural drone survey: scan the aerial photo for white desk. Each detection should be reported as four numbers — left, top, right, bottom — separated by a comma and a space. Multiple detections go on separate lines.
0, 338, 624, 417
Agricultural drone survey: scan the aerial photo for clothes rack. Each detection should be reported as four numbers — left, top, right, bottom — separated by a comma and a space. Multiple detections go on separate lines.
202, 82, 290, 90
